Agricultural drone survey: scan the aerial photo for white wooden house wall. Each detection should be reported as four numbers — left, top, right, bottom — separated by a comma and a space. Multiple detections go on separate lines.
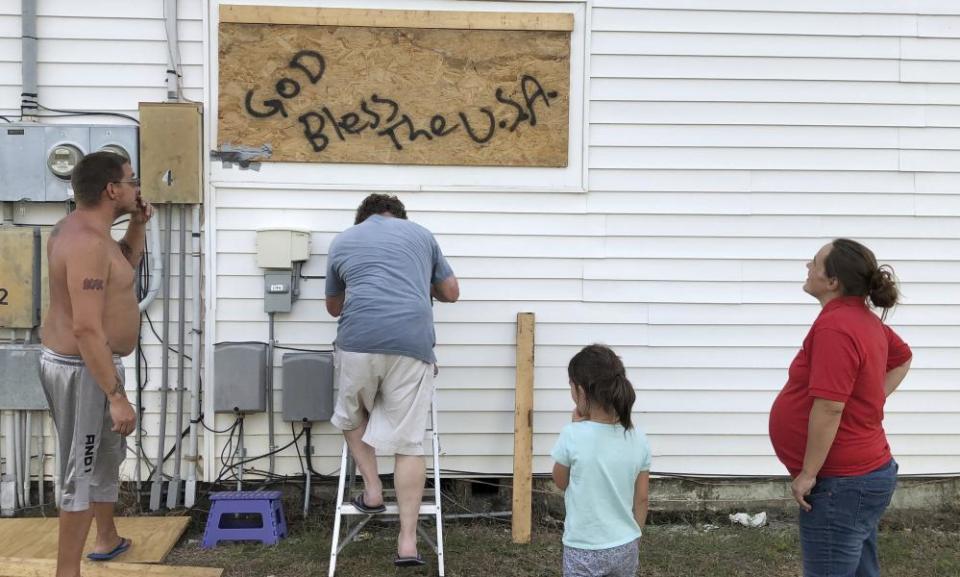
1, 0, 957, 483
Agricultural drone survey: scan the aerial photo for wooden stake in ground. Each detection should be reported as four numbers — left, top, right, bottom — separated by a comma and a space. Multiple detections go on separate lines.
513, 312, 535, 544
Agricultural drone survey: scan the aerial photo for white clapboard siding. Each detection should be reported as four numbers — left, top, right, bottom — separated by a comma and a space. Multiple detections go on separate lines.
0, 1, 203, 116
4, 1, 958, 482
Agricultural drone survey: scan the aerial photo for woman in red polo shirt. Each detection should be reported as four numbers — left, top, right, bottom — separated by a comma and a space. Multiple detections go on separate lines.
769, 238, 912, 577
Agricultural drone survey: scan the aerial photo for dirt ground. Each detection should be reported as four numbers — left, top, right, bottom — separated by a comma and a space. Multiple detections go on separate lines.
165, 498, 960, 577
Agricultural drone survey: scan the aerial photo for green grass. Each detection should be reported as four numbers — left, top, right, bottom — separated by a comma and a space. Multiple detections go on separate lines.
166, 515, 960, 577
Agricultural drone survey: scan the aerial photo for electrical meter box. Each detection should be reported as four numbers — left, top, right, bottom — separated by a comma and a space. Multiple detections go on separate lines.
214, 342, 269, 413
0, 123, 138, 202
256, 229, 311, 269
281, 351, 334, 422
139, 102, 203, 204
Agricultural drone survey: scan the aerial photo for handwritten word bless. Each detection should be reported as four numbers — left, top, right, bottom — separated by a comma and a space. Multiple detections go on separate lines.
243, 50, 560, 153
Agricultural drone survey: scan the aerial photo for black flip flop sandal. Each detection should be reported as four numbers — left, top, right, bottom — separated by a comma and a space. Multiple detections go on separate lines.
351, 494, 386, 514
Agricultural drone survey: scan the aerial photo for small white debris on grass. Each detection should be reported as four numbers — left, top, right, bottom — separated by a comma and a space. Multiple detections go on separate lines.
729, 512, 768, 528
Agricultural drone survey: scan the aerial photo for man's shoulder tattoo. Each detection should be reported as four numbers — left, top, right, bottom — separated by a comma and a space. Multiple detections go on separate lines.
82, 278, 105, 291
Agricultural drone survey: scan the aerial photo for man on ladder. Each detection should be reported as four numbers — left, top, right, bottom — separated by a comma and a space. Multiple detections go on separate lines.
325, 193, 459, 570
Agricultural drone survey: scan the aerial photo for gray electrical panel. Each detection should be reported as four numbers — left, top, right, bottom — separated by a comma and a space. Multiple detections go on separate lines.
0, 345, 48, 410
0, 123, 138, 202
264, 271, 294, 313
282, 351, 334, 422
214, 342, 269, 413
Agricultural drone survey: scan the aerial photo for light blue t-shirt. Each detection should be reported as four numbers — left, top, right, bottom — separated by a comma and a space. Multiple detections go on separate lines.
325, 215, 454, 364
551, 421, 652, 550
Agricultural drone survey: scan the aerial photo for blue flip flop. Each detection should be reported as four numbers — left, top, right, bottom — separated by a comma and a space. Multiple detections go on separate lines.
86, 537, 131, 561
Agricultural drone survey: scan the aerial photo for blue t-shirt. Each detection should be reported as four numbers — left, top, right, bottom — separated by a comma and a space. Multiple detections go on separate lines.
325, 215, 454, 364
551, 421, 652, 550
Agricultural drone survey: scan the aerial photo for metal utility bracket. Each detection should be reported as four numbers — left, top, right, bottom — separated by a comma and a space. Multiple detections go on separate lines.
211, 144, 272, 170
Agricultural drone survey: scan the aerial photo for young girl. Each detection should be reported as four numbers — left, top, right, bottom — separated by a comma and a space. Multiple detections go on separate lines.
552, 344, 652, 577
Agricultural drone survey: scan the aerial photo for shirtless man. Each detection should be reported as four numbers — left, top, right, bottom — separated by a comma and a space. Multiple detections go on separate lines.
39, 151, 152, 577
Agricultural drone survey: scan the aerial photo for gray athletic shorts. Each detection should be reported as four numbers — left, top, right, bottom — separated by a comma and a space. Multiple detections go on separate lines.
39, 347, 127, 512
563, 539, 639, 577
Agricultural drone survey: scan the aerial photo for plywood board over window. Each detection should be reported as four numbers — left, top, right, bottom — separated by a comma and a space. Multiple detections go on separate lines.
218, 6, 573, 167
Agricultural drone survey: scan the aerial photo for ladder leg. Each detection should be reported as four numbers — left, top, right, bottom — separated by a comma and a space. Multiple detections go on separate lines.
432, 392, 445, 577
328, 440, 349, 577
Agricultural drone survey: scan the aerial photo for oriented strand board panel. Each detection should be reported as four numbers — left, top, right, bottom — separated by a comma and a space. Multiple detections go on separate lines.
0, 516, 190, 564
218, 7, 571, 167
0, 558, 222, 577
0, 227, 37, 329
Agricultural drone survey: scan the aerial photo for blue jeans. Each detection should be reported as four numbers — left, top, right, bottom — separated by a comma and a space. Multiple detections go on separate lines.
799, 459, 898, 577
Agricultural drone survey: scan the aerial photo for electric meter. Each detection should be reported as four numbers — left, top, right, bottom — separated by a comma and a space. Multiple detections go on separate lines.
99, 144, 130, 161
47, 144, 84, 180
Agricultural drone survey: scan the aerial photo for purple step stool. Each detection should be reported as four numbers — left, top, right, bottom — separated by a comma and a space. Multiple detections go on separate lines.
201, 490, 288, 549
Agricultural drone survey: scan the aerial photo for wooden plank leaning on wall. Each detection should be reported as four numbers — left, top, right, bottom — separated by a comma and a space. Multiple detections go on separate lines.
513, 312, 535, 544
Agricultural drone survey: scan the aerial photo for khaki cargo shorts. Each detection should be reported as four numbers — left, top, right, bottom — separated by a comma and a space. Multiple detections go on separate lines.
330, 350, 434, 456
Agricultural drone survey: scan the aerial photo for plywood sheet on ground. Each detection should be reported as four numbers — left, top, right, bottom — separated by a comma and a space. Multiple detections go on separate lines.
0, 517, 190, 564
0, 557, 222, 577
218, 9, 571, 167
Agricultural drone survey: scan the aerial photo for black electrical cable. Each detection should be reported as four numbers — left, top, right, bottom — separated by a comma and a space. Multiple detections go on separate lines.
215, 417, 242, 483
303, 424, 332, 478
198, 415, 239, 434
215, 425, 307, 484
275, 344, 334, 353
35, 103, 139, 124
143, 311, 192, 361
0, 114, 12, 123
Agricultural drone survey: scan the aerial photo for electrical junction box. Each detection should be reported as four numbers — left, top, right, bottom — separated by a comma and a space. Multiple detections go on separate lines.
282, 351, 334, 423
0, 226, 41, 329
139, 102, 203, 204
214, 342, 269, 413
263, 271, 294, 313
256, 229, 311, 269
0, 123, 138, 202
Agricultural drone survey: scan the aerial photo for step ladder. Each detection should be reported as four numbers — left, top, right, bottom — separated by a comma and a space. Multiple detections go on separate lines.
329, 393, 444, 577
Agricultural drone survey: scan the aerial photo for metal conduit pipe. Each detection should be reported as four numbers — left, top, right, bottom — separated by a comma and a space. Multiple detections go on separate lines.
150, 205, 174, 511
267, 313, 276, 475
139, 217, 163, 312
2, 412, 14, 516
36, 416, 43, 508
20, 0, 38, 120
13, 411, 22, 508
23, 411, 31, 507
167, 206, 187, 509
185, 205, 201, 508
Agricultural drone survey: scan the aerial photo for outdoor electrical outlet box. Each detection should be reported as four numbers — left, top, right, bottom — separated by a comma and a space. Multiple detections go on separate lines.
282, 351, 334, 422
263, 271, 293, 313
0, 123, 138, 202
0, 227, 40, 329
256, 229, 310, 269
214, 342, 269, 413
139, 102, 203, 204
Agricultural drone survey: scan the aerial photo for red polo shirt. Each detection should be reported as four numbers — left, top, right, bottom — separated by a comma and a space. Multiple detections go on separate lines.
769, 296, 912, 477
